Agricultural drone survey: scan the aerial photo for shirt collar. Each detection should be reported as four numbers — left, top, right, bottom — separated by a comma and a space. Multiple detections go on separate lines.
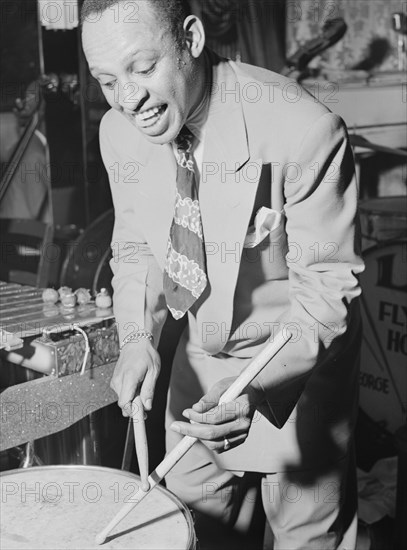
185, 49, 212, 144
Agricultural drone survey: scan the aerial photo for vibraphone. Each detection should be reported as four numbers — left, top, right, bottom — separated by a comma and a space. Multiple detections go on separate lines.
0, 281, 119, 459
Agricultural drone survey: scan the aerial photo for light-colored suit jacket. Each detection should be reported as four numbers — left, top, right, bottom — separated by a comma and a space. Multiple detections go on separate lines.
100, 54, 364, 471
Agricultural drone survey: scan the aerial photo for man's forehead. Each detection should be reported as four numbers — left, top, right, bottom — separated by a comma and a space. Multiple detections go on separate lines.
82, 2, 169, 62
82, 0, 159, 29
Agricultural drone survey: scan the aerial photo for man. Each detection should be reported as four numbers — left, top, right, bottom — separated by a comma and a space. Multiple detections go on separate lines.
81, 1, 364, 548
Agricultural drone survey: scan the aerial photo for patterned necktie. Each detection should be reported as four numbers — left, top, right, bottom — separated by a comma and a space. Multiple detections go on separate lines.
163, 127, 207, 320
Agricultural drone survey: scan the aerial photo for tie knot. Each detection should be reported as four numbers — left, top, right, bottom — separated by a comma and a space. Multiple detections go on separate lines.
174, 127, 194, 154
173, 127, 195, 170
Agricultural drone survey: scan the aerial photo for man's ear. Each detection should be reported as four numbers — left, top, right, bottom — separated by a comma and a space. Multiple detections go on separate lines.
183, 15, 205, 58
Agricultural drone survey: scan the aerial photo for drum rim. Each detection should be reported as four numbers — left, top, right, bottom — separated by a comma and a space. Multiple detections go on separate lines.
1, 464, 196, 549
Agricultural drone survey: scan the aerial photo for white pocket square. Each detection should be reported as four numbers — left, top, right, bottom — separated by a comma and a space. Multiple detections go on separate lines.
243, 207, 283, 249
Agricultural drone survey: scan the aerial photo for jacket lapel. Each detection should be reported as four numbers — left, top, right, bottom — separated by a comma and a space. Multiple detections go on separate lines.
195, 60, 262, 354
130, 58, 263, 354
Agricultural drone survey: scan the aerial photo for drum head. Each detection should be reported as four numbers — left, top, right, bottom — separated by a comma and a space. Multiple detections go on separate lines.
359, 241, 407, 434
1, 465, 195, 549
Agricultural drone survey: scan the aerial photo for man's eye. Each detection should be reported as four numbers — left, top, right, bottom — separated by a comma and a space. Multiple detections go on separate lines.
136, 63, 156, 76
102, 81, 117, 90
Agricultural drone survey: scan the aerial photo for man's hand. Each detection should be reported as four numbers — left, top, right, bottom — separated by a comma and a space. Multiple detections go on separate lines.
170, 376, 264, 452
110, 340, 161, 416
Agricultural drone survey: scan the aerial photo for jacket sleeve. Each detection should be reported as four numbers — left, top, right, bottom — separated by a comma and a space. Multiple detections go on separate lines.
257, 112, 364, 427
99, 114, 168, 347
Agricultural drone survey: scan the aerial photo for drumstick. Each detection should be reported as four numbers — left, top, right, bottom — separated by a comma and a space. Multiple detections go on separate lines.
95, 329, 291, 545
132, 395, 150, 492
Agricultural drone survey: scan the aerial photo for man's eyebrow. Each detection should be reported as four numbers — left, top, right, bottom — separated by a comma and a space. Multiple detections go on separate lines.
90, 49, 157, 75
89, 66, 112, 77
122, 48, 158, 64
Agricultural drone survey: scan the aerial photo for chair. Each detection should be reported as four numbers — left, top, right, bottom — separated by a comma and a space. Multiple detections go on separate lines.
0, 218, 54, 288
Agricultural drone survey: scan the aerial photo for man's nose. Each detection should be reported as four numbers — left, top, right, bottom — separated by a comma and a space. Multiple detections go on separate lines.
119, 80, 147, 111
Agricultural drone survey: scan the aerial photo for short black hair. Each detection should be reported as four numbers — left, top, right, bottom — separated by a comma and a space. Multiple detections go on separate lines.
80, 0, 191, 47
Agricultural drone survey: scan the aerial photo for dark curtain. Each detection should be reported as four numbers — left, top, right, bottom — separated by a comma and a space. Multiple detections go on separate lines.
190, 0, 286, 72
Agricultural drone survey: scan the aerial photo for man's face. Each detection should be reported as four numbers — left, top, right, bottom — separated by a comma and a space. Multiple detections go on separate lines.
82, 2, 201, 144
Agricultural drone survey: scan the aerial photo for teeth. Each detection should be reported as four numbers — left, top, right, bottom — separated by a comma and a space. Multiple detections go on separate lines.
137, 106, 160, 121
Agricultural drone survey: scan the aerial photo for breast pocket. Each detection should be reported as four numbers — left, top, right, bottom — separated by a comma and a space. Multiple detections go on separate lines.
243, 207, 283, 249
241, 211, 289, 282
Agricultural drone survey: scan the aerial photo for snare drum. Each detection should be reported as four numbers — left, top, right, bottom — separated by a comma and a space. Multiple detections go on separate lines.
0, 465, 196, 549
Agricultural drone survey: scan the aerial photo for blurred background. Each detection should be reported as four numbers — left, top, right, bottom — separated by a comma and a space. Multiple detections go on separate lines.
0, 2, 406, 549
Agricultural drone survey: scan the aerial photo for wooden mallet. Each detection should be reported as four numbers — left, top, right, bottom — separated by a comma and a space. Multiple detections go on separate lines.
95, 329, 291, 545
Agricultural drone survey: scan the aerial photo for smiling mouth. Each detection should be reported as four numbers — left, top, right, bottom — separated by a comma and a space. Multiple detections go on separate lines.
132, 104, 167, 127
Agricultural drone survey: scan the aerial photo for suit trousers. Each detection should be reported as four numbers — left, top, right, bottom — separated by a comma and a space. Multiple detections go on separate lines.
165, 326, 358, 550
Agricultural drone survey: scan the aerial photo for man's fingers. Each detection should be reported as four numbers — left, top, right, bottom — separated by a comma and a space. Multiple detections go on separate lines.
170, 419, 247, 440
117, 373, 142, 415
183, 402, 241, 424
208, 433, 248, 453
140, 361, 160, 411
191, 395, 218, 413
111, 347, 161, 415
109, 362, 124, 397
192, 378, 235, 413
